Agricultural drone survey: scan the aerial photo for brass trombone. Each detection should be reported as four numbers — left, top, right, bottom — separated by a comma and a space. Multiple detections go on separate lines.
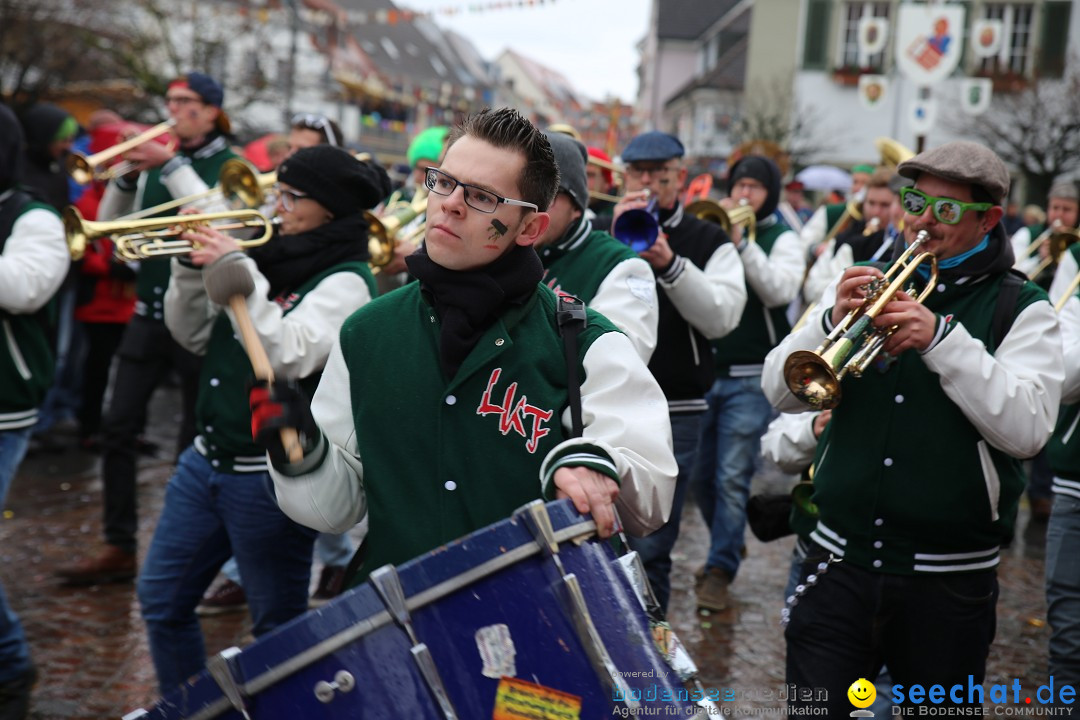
687, 198, 757, 245
66, 120, 176, 185
63, 206, 275, 262
1027, 228, 1080, 280
783, 230, 938, 410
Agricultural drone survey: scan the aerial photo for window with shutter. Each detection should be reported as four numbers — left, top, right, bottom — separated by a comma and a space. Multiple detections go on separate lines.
1038, 1, 1071, 78
803, 0, 833, 70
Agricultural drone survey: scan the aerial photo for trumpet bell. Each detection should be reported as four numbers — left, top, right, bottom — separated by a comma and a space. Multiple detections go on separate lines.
219, 158, 273, 208
783, 350, 843, 410
613, 196, 659, 252
63, 207, 89, 261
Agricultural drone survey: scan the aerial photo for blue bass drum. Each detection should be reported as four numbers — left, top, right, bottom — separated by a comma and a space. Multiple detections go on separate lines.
126, 500, 711, 720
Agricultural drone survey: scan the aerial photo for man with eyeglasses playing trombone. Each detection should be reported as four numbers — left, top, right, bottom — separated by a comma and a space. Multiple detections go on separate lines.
57, 72, 236, 586
254, 107, 677, 592
762, 141, 1064, 717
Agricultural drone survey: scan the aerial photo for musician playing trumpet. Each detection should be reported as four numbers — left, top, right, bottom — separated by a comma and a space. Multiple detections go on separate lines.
762, 142, 1064, 717
57, 72, 238, 587
1011, 181, 1079, 289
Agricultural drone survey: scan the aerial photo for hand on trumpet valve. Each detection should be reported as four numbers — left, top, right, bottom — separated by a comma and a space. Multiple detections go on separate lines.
182, 224, 241, 266
831, 265, 885, 327
121, 132, 177, 173
872, 288, 938, 355
612, 188, 653, 219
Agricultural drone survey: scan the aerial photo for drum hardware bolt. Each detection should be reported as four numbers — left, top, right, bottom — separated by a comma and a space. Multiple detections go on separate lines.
314, 670, 356, 703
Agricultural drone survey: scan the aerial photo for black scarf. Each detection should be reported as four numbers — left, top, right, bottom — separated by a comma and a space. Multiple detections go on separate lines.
406, 243, 543, 379
248, 213, 371, 299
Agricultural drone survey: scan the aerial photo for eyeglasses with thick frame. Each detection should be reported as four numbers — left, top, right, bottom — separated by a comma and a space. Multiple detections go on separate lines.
274, 185, 309, 212
899, 187, 992, 226
625, 163, 678, 179
290, 113, 341, 148
425, 167, 538, 214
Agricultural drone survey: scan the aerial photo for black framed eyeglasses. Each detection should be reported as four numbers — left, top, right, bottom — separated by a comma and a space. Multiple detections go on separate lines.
290, 113, 340, 147
274, 185, 309, 212
899, 187, 992, 225
425, 167, 538, 214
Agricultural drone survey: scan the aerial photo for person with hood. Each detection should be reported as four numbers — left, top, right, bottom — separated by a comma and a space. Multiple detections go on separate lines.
0, 103, 70, 719
17, 103, 78, 212
762, 141, 1064, 716
533, 131, 658, 363
692, 154, 804, 612
136, 145, 390, 692
609, 131, 747, 613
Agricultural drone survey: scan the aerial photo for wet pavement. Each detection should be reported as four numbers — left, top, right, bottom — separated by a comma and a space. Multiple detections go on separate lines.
2, 387, 1055, 718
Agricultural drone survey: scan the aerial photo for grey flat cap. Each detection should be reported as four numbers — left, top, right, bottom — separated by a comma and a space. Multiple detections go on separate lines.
897, 140, 1009, 205
1049, 181, 1079, 202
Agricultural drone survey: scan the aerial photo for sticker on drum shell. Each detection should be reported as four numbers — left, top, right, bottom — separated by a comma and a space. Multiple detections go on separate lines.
475, 623, 517, 679
492, 676, 582, 720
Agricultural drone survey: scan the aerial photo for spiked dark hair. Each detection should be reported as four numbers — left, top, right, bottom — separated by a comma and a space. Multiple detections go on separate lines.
446, 107, 559, 212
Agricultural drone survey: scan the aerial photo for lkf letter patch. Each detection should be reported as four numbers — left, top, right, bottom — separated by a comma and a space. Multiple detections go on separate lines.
476, 368, 554, 453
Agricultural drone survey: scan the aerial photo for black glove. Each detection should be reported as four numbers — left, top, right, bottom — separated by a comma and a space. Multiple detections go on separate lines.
249, 379, 319, 467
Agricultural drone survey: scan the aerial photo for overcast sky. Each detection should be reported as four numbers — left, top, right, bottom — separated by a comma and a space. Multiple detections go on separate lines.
399, 0, 652, 102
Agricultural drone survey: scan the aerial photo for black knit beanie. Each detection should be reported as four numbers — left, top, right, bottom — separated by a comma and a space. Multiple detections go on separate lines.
277, 145, 392, 218
727, 155, 782, 221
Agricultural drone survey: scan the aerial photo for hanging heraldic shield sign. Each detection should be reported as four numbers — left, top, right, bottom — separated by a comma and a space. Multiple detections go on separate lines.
960, 78, 993, 115
895, 4, 966, 85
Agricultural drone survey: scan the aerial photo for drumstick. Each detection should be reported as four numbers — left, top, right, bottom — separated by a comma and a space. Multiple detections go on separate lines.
212, 261, 304, 464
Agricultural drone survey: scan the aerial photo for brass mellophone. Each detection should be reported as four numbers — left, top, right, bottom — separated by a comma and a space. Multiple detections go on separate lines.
783, 230, 938, 409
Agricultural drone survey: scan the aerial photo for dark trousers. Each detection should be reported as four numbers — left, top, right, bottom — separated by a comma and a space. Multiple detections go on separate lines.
76, 322, 126, 439
785, 544, 998, 716
101, 315, 201, 554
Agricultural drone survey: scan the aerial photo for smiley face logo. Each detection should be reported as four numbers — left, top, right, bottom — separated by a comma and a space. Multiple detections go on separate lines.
848, 678, 876, 709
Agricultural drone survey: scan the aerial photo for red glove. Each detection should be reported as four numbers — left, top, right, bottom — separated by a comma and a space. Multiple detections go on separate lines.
249, 379, 319, 466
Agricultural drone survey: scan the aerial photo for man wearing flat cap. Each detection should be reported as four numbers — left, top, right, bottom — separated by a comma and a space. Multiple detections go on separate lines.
611, 130, 747, 613
762, 140, 1065, 715
57, 72, 238, 587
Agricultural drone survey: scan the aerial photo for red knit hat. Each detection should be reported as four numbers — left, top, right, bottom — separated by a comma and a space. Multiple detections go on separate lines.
587, 147, 614, 186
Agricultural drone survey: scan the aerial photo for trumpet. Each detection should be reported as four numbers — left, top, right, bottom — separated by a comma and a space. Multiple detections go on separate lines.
783, 230, 938, 410
364, 188, 427, 272
64, 206, 275, 262
66, 120, 176, 185
687, 198, 757, 245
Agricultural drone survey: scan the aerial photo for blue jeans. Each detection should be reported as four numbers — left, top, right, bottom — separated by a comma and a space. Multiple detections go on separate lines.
221, 532, 355, 585
137, 447, 317, 693
693, 376, 774, 578
1046, 494, 1080, 698
627, 412, 701, 613
0, 428, 33, 682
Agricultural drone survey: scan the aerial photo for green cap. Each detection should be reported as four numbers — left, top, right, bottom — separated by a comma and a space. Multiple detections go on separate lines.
851, 164, 875, 175
407, 126, 449, 169
53, 115, 79, 143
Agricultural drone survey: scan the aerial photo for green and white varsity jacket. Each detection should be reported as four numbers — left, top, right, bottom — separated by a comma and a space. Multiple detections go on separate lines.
165, 253, 375, 472
1048, 293, 1080, 499
271, 282, 677, 583
536, 217, 658, 362
764, 247, 1064, 574
0, 194, 69, 429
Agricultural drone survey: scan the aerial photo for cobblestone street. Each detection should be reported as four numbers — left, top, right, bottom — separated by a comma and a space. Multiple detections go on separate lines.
1, 388, 1056, 718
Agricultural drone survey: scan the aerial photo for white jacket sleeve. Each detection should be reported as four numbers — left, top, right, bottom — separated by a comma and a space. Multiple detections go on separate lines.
919, 301, 1063, 458
799, 205, 828, 255
1049, 250, 1079, 305
760, 411, 821, 474
539, 332, 677, 536
164, 260, 220, 355
660, 243, 747, 339
1009, 227, 1041, 277
1060, 295, 1080, 404
270, 340, 368, 533
804, 240, 852, 305
0, 209, 69, 314
588, 257, 658, 363
224, 256, 372, 379
762, 276, 839, 413
740, 228, 805, 308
